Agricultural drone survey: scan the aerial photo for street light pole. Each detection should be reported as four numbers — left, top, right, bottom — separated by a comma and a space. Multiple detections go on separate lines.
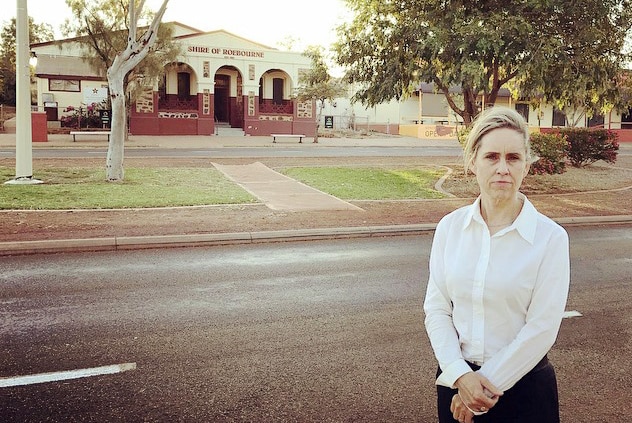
5, 0, 41, 185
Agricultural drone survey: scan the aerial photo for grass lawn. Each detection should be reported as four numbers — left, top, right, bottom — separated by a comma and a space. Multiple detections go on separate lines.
3, 162, 629, 210
0, 167, 258, 210
280, 166, 448, 200
0, 165, 449, 210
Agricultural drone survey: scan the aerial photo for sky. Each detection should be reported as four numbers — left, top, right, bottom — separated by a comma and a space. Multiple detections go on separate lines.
1, 0, 353, 51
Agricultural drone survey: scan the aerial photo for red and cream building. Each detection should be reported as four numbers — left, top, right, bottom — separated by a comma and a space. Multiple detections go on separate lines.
30, 22, 317, 137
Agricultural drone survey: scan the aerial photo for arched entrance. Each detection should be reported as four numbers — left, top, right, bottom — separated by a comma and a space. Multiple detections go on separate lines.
159, 62, 198, 110
214, 66, 243, 129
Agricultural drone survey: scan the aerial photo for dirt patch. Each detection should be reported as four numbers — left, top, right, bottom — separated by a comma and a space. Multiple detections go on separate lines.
1, 155, 631, 243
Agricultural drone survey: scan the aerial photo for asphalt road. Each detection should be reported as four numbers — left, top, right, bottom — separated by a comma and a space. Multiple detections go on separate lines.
1, 225, 630, 422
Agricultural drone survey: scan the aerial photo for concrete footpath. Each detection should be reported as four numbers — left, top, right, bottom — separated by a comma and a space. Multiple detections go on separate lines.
212, 162, 363, 211
1, 131, 632, 255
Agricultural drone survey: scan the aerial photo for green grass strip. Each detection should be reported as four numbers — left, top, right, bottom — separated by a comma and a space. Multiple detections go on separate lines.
0, 167, 258, 210
281, 167, 447, 200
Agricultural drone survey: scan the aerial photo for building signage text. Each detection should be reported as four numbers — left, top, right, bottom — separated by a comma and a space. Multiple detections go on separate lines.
187, 45, 264, 58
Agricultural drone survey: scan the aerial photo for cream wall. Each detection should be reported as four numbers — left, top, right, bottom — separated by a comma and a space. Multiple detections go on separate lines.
177, 33, 311, 97
35, 79, 107, 114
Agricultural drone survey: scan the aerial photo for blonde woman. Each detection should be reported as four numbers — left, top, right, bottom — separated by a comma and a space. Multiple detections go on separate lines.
424, 107, 570, 423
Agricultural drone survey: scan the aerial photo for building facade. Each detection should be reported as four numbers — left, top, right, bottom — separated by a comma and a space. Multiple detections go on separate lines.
318, 83, 632, 142
30, 23, 317, 137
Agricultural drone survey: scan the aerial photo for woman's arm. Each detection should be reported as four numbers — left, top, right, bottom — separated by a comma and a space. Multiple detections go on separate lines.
478, 227, 570, 391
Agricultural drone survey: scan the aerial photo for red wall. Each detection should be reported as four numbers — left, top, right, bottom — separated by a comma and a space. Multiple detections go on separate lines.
130, 92, 316, 137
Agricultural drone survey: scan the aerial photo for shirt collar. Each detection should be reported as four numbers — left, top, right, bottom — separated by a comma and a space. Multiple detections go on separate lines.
463, 193, 538, 244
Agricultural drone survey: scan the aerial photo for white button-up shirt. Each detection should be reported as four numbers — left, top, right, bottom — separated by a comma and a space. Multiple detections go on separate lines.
423, 194, 570, 391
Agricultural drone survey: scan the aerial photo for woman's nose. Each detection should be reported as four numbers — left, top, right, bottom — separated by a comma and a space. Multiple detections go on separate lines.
497, 159, 510, 174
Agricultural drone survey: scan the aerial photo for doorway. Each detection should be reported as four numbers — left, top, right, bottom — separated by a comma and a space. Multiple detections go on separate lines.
214, 75, 230, 124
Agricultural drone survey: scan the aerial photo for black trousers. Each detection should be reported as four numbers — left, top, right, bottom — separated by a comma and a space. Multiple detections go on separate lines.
436, 356, 560, 423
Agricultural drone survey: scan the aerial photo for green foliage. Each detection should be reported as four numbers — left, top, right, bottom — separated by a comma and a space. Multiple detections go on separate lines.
281, 167, 447, 200
295, 45, 348, 142
62, 0, 181, 101
529, 133, 568, 175
561, 128, 620, 167
0, 18, 54, 105
456, 127, 470, 148
335, 0, 632, 123
59, 103, 108, 129
519, 0, 632, 118
296, 46, 347, 105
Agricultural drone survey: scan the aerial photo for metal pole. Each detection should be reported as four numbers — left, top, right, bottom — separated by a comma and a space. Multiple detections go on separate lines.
6, 0, 41, 184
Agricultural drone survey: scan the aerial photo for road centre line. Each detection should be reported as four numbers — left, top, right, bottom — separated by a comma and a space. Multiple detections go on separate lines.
563, 310, 583, 318
0, 362, 136, 388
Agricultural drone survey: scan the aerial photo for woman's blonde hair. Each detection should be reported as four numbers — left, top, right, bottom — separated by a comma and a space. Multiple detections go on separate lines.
463, 106, 532, 170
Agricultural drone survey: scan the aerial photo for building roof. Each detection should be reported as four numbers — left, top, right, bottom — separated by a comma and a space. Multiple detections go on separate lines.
417, 82, 511, 97
175, 29, 277, 51
35, 54, 104, 79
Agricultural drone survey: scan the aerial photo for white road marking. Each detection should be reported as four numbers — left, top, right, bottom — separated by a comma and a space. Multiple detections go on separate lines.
0, 362, 136, 388
563, 310, 583, 318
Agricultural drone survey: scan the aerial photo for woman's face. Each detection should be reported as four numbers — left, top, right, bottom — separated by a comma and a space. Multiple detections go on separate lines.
470, 127, 530, 202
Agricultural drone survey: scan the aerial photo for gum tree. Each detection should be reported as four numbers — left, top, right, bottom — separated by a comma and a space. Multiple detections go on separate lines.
334, 0, 632, 124
64, 0, 177, 181
295, 46, 347, 143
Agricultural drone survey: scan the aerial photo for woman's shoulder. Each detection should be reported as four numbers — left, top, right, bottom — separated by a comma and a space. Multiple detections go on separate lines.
532, 209, 569, 242
437, 202, 474, 227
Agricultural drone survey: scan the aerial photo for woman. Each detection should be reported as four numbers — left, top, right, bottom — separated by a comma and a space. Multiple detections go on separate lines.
423, 107, 570, 423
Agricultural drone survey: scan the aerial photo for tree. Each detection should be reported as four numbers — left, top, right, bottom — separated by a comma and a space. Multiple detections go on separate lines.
295, 46, 347, 143
63, 0, 178, 181
0, 18, 53, 105
334, 0, 632, 125
517, 0, 632, 125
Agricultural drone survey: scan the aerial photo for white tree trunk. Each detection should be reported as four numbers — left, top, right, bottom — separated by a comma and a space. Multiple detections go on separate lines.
106, 75, 126, 180
104, 0, 169, 181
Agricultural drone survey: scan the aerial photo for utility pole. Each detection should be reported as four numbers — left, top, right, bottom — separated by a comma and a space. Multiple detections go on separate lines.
5, 0, 41, 185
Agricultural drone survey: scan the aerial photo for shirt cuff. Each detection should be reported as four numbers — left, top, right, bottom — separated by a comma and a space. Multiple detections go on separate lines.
435, 359, 473, 388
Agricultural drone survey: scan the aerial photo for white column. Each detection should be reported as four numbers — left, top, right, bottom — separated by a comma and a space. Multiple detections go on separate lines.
6, 0, 41, 184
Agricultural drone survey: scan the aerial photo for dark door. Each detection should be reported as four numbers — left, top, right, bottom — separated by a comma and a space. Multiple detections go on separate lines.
177, 72, 190, 100
273, 78, 284, 104
214, 75, 230, 123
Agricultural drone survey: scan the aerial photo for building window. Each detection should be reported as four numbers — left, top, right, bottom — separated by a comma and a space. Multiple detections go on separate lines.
273, 78, 284, 104
49, 78, 80, 92
552, 108, 566, 127
622, 108, 632, 129
587, 114, 604, 128
515, 103, 529, 123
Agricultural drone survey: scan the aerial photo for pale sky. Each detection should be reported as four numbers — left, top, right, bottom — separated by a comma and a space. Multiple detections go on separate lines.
1, 0, 353, 51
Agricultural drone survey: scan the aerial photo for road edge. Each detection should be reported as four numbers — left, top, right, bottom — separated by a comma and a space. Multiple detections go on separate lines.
2, 215, 631, 256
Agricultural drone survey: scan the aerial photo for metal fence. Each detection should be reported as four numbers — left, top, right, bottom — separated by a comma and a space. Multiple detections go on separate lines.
320, 114, 371, 131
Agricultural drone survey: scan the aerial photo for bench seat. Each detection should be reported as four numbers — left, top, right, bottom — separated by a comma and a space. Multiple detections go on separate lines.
271, 134, 307, 143
70, 131, 111, 142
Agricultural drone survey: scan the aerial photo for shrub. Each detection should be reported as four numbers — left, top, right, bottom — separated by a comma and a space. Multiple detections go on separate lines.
456, 126, 470, 147
60, 104, 104, 129
561, 128, 619, 167
529, 132, 567, 175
